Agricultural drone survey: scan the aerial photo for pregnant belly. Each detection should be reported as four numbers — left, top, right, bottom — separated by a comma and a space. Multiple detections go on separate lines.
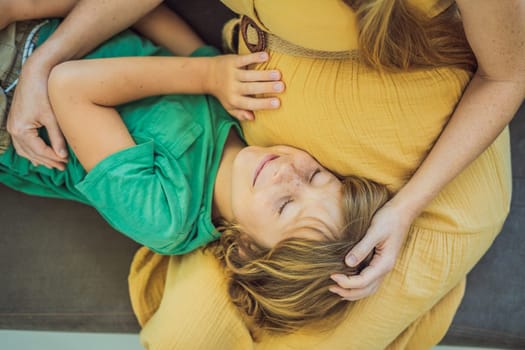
242, 54, 472, 192
242, 53, 511, 231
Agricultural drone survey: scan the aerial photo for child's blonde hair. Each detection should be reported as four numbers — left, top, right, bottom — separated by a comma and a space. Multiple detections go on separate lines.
210, 176, 390, 338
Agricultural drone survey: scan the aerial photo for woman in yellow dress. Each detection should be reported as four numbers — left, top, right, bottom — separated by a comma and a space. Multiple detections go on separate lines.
131, 1, 524, 349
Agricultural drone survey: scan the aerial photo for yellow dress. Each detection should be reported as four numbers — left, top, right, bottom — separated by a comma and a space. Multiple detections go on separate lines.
130, 0, 512, 349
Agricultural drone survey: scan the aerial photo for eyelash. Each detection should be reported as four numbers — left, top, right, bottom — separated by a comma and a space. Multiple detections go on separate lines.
309, 168, 321, 182
278, 198, 293, 215
278, 169, 321, 215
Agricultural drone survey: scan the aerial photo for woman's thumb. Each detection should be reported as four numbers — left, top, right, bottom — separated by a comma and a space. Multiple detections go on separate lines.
46, 116, 68, 159
345, 230, 378, 267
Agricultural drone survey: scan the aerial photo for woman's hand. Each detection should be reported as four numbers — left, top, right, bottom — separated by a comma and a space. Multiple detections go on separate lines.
330, 199, 414, 300
7, 58, 68, 170
206, 52, 284, 121
330, 0, 525, 301
6, 0, 166, 170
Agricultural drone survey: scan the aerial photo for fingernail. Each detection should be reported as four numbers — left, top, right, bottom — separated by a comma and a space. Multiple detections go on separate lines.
270, 71, 279, 79
58, 149, 67, 158
270, 99, 280, 108
346, 255, 358, 266
259, 52, 268, 60
273, 83, 283, 91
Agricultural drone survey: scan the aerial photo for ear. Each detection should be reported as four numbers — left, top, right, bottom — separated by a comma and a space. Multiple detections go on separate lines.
236, 235, 253, 260
238, 247, 249, 260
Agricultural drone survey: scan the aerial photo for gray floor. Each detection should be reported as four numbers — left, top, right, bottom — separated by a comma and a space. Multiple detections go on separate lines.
0, 330, 505, 350
1, 331, 143, 350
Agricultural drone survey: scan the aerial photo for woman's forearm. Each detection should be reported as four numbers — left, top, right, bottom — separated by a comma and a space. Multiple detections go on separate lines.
391, 74, 524, 219
28, 0, 162, 72
391, 0, 525, 219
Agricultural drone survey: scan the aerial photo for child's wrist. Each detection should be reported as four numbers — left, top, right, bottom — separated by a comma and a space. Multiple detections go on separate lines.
203, 56, 220, 96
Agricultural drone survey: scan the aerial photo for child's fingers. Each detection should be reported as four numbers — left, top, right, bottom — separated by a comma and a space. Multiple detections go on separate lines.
237, 69, 281, 82
235, 51, 269, 68
240, 81, 285, 96
229, 109, 255, 121
235, 96, 280, 111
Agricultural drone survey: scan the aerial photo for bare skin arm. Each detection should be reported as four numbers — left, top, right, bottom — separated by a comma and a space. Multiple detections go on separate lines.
4, 0, 281, 169
333, 0, 525, 300
6, 0, 163, 170
131, 5, 283, 118
132, 4, 204, 57
48, 52, 276, 171
0, 1, 203, 63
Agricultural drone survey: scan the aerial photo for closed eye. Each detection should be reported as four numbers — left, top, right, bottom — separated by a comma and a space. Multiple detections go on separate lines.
309, 168, 321, 183
278, 198, 293, 215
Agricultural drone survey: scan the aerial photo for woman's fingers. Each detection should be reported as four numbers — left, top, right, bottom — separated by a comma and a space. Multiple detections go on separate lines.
12, 136, 67, 170
328, 280, 382, 301
331, 255, 392, 290
44, 116, 68, 160
345, 228, 380, 267
331, 272, 373, 290
7, 71, 68, 170
329, 201, 411, 301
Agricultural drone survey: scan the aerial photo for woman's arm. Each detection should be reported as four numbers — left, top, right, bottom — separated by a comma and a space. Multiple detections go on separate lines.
48, 53, 279, 171
332, 0, 525, 299
7, 0, 163, 170
390, 0, 525, 218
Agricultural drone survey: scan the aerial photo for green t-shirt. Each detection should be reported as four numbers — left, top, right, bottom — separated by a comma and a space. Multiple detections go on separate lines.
0, 20, 241, 255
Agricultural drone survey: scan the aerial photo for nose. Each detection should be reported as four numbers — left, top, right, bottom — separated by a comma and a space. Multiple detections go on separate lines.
272, 162, 304, 185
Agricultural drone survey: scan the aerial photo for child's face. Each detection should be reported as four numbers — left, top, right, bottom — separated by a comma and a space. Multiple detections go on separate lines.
230, 145, 344, 248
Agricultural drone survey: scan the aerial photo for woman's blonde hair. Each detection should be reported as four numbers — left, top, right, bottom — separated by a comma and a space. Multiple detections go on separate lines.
344, 0, 476, 71
210, 176, 390, 338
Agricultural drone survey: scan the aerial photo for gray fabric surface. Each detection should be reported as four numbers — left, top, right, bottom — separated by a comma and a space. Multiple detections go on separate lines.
0, 188, 140, 332
442, 104, 525, 349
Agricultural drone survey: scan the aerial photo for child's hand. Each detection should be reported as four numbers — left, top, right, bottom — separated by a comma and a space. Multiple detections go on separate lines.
207, 52, 284, 121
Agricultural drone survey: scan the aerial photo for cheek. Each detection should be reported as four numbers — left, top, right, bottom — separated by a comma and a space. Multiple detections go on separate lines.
230, 168, 252, 215
231, 187, 253, 220
232, 193, 267, 230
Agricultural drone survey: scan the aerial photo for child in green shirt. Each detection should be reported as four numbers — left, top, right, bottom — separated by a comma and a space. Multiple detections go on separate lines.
1, 1, 390, 332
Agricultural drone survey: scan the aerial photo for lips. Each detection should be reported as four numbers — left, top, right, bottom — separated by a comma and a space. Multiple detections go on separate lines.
253, 154, 279, 186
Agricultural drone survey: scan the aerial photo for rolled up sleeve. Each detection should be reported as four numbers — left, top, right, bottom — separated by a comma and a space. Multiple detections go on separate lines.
76, 137, 191, 254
